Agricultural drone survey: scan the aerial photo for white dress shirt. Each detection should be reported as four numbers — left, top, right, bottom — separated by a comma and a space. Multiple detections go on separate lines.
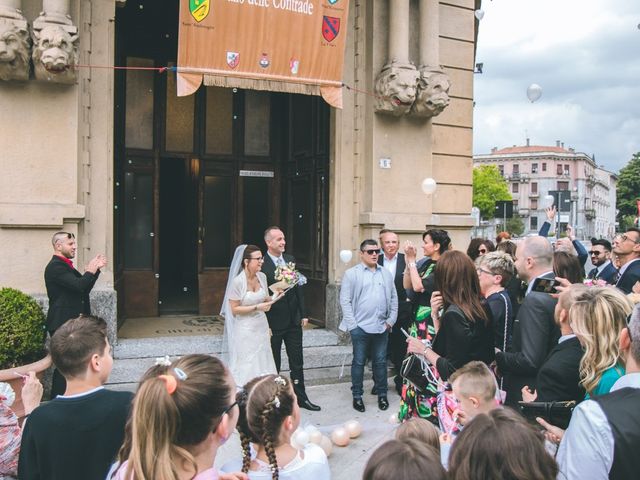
382, 253, 398, 278
555, 372, 640, 479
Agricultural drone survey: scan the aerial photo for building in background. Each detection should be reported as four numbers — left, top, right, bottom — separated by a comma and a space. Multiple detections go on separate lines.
473, 140, 617, 239
0, 0, 480, 341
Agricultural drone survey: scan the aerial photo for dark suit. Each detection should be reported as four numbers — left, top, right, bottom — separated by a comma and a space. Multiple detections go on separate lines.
588, 261, 618, 285
496, 273, 559, 406
378, 253, 411, 390
262, 253, 308, 400
535, 336, 585, 402
44, 255, 100, 395
616, 259, 640, 294
44, 255, 100, 333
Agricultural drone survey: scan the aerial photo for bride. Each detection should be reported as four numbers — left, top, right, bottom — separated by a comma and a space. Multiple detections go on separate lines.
221, 244, 280, 385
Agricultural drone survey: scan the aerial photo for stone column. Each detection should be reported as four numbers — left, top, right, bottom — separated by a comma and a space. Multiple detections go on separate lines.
31, 0, 78, 84
0, 0, 30, 82
411, 0, 451, 118
388, 0, 409, 64
374, 0, 418, 116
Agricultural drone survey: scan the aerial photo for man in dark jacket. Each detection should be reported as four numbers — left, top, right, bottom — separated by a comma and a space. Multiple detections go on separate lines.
613, 227, 640, 294
522, 286, 585, 403
496, 236, 559, 405
262, 226, 320, 411
44, 231, 106, 395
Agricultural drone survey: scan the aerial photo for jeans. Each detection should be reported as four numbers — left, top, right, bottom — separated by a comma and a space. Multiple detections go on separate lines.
350, 326, 388, 398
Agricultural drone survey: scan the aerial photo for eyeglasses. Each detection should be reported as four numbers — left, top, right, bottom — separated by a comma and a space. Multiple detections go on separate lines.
363, 249, 381, 255
627, 313, 633, 342
222, 400, 238, 416
621, 234, 640, 244
249, 256, 264, 262
588, 251, 602, 256
478, 249, 487, 254
476, 267, 494, 276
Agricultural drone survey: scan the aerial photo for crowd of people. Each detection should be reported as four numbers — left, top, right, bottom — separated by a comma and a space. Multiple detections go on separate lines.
1, 224, 640, 479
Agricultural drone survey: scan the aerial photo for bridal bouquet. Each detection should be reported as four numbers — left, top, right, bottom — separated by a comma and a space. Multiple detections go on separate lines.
275, 262, 302, 288
270, 262, 306, 295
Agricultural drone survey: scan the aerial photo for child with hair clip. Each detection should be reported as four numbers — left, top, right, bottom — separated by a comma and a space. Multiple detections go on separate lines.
109, 354, 245, 480
222, 374, 330, 480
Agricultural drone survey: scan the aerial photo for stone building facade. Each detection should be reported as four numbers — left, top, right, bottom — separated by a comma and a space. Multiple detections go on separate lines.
473, 141, 617, 240
0, 0, 480, 340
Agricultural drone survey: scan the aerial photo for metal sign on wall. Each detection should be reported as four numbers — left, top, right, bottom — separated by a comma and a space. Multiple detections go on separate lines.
239, 170, 274, 178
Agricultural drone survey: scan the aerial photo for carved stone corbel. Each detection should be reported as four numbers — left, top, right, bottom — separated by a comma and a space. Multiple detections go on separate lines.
31, 0, 78, 84
411, 66, 451, 118
374, 62, 419, 117
0, 0, 30, 82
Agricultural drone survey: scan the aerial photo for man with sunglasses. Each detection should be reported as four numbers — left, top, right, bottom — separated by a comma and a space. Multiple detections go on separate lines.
587, 238, 618, 284
45, 232, 107, 396
540, 303, 640, 480
339, 239, 398, 412
612, 227, 640, 294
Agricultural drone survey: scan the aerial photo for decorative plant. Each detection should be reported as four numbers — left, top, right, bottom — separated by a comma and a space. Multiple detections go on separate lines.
0, 287, 47, 370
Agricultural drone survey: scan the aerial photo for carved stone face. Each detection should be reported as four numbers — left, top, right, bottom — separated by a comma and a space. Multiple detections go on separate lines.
374, 64, 420, 116
412, 68, 451, 118
0, 22, 30, 82
32, 24, 78, 83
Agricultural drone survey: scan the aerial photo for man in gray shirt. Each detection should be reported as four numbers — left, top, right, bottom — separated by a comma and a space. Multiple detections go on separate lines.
339, 239, 398, 412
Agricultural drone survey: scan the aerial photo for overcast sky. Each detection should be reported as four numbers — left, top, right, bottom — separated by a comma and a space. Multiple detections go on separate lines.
473, 0, 640, 173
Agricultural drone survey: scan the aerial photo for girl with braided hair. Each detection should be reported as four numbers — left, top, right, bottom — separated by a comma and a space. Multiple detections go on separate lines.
222, 374, 330, 480
109, 354, 243, 480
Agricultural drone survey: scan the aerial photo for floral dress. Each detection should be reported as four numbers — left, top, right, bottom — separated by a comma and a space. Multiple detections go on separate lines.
398, 259, 441, 422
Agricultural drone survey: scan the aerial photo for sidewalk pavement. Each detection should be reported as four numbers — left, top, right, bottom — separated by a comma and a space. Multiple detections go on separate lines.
215, 379, 401, 479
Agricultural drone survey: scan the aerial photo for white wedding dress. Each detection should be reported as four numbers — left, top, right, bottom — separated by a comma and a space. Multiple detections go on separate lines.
225, 270, 277, 386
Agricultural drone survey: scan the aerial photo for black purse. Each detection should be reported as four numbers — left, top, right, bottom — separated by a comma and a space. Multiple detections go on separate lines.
518, 400, 577, 430
400, 354, 430, 394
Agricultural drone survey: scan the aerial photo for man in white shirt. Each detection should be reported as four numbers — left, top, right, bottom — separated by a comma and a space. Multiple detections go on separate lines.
539, 302, 640, 479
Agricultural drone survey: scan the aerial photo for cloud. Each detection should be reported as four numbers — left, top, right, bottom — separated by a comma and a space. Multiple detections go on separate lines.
473, 0, 640, 172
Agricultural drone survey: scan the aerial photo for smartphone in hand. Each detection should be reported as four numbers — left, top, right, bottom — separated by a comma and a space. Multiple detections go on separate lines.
530, 277, 560, 294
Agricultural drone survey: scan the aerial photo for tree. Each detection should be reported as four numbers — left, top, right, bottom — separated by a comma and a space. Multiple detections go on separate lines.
616, 152, 640, 230
506, 216, 525, 236
472, 165, 512, 220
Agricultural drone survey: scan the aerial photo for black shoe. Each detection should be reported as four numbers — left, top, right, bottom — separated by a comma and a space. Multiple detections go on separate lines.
378, 396, 389, 410
353, 398, 366, 412
298, 398, 321, 411
371, 386, 378, 395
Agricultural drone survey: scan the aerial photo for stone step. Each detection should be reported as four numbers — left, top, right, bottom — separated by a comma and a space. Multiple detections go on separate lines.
106, 343, 354, 388
113, 328, 342, 359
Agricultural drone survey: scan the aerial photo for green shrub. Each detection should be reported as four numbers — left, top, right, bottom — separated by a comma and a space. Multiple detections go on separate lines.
0, 287, 47, 370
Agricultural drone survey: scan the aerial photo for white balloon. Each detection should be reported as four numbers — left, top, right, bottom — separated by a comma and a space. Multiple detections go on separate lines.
344, 419, 362, 438
527, 83, 543, 103
388, 413, 399, 424
291, 429, 309, 449
339, 249, 353, 264
308, 429, 323, 444
474, 9, 484, 20
421, 177, 437, 195
331, 427, 350, 446
543, 194, 555, 208
320, 435, 333, 456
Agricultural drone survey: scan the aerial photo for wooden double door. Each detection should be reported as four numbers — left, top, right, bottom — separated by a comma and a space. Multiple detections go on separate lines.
115, 71, 330, 321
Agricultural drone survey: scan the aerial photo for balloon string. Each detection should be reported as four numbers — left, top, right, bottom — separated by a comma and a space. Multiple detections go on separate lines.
56, 63, 385, 99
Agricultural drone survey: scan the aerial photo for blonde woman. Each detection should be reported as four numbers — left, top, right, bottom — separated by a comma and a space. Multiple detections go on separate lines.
569, 286, 634, 398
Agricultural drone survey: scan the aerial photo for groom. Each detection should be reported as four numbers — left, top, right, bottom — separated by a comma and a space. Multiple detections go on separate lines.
263, 226, 321, 411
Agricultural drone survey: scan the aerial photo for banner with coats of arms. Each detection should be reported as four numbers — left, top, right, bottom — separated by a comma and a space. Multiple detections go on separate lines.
177, 0, 350, 108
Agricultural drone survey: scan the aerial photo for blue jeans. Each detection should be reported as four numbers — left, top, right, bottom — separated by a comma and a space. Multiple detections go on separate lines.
350, 326, 388, 398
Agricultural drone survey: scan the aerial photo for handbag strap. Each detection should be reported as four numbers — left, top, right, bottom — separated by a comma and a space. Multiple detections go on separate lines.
499, 291, 509, 393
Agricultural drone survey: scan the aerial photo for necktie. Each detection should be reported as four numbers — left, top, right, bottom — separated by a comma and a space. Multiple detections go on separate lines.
588, 267, 598, 280
277, 257, 285, 267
